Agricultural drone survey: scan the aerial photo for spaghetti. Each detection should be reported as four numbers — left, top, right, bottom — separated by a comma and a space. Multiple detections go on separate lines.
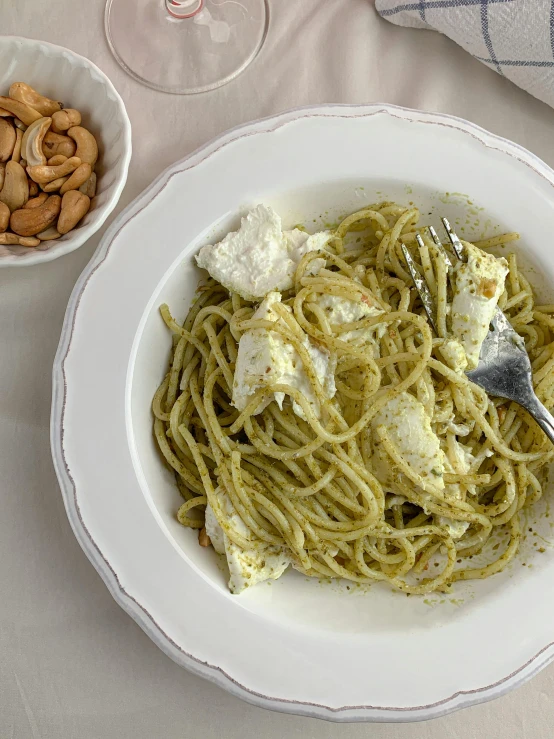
153, 203, 554, 594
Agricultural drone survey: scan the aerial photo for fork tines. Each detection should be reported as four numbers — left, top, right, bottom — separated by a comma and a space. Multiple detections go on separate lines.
441, 217, 464, 261
401, 219, 466, 335
428, 225, 453, 269
401, 241, 438, 333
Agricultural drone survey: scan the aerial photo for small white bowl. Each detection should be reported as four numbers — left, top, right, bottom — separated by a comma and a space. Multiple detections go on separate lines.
0, 36, 131, 267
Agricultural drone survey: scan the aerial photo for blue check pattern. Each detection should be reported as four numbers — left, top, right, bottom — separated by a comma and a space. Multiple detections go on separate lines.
375, 0, 554, 108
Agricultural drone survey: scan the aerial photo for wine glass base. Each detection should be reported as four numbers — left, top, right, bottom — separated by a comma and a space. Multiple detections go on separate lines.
105, 0, 269, 95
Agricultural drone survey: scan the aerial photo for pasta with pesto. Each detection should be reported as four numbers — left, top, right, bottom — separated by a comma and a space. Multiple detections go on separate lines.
152, 202, 554, 594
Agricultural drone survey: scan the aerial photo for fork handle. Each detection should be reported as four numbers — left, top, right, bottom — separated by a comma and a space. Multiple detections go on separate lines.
521, 394, 554, 445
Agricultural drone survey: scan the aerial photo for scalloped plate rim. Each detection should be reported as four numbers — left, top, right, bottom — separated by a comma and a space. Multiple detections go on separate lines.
51, 102, 554, 722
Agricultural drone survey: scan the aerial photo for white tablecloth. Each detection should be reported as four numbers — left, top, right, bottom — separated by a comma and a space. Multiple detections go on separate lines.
2, 1, 554, 736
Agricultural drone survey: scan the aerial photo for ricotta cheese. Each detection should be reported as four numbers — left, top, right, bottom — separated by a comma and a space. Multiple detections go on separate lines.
315, 292, 386, 346
451, 244, 508, 369
232, 292, 336, 419
371, 392, 446, 491
196, 205, 331, 299
205, 489, 290, 594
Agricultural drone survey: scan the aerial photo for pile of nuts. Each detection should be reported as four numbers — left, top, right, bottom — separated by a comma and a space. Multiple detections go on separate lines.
0, 82, 99, 247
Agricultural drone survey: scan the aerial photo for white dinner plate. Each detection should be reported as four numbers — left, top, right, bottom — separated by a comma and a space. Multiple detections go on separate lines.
51, 104, 554, 722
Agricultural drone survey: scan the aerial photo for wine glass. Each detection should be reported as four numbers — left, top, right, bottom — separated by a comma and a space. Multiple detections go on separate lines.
105, 0, 269, 95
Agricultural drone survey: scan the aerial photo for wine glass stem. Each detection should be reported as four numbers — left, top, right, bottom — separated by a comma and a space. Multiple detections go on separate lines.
165, 0, 204, 19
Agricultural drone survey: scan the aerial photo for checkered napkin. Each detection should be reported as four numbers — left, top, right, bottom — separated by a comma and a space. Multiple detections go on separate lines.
375, 0, 554, 109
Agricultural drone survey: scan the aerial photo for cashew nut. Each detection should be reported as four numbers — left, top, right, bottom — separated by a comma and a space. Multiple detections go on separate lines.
27, 156, 81, 184
37, 226, 61, 241
51, 109, 81, 133
21, 116, 51, 167
9, 82, 61, 117
11, 128, 23, 163
25, 192, 48, 209
79, 172, 97, 199
42, 176, 69, 193
0, 202, 9, 232
60, 163, 91, 195
0, 84, 102, 242
10, 194, 61, 236
47, 155, 67, 167
0, 119, 16, 162
0, 232, 19, 244
198, 527, 210, 547
0, 97, 42, 126
67, 126, 97, 166
0, 233, 24, 244
0, 232, 40, 246
43, 131, 76, 159
58, 190, 90, 234
0, 161, 29, 212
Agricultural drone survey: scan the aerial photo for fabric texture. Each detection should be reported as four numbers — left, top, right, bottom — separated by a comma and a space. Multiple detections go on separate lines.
376, 0, 554, 109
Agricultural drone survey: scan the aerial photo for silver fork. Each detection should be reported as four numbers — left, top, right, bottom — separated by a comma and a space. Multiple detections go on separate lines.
401, 218, 554, 443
